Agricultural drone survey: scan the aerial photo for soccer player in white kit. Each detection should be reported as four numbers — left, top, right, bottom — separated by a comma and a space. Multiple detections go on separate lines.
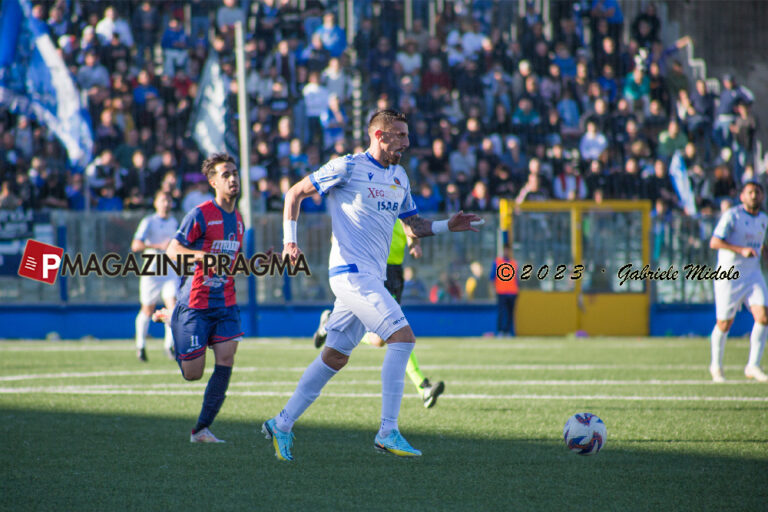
131, 190, 179, 362
709, 181, 768, 382
262, 110, 483, 460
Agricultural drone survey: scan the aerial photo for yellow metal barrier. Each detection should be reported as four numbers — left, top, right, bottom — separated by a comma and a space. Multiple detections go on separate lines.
498, 200, 652, 336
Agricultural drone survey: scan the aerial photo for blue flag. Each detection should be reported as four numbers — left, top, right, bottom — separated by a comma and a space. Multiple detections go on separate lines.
668, 151, 697, 216
0, 0, 93, 170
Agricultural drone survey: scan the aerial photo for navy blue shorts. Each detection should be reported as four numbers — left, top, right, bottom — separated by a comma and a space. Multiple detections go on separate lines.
171, 304, 243, 361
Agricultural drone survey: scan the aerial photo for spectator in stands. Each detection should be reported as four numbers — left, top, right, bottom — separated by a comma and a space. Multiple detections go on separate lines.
554, 161, 588, 200
161, 18, 189, 76
86, 149, 127, 198
579, 120, 608, 162
590, 0, 624, 43
217, 0, 246, 30
132, 2, 158, 67
95, 182, 123, 211
302, 33, 331, 74
644, 159, 677, 206
65, 173, 85, 211
313, 13, 346, 58
657, 120, 688, 160
95, 6, 134, 47
182, 177, 214, 212
0, 180, 20, 210
449, 139, 477, 179
77, 50, 110, 90
623, 66, 650, 113
465, 181, 494, 211
101, 32, 131, 75
322, 58, 351, 102
516, 173, 550, 204
631, 2, 661, 48
688, 164, 713, 209
413, 182, 442, 213
367, 36, 397, 98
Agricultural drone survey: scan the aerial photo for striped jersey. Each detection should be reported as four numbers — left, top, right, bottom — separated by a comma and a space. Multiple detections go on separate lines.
174, 200, 243, 309
309, 151, 417, 280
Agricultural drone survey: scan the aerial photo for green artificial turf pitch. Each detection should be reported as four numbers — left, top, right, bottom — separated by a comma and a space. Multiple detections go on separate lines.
2, 337, 767, 511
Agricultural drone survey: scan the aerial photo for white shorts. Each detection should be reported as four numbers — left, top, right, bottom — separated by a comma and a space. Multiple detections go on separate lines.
139, 275, 178, 307
714, 270, 768, 320
324, 272, 409, 356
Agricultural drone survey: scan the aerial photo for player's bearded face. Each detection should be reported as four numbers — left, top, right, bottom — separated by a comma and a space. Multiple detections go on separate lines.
379, 121, 410, 165
741, 185, 763, 211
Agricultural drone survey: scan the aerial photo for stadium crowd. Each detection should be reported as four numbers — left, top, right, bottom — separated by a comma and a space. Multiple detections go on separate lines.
0, 0, 762, 216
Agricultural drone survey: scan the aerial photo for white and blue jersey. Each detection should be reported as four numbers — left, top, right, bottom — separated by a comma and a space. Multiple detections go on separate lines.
309, 152, 417, 281
712, 205, 768, 275
133, 213, 179, 274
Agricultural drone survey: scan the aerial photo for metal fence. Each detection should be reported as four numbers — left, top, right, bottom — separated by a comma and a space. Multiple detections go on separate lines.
1, 209, 757, 306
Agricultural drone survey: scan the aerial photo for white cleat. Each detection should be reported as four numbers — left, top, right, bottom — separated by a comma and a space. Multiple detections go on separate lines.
152, 308, 171, 324
744, 365, 768, 382
709, 366, 726, 383
190, 427, 226, 443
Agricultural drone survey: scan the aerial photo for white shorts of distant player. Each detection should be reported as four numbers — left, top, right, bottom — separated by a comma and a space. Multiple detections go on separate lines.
139, 275, 178, 307
714, 269, 768, 321
324, 272, 410, 356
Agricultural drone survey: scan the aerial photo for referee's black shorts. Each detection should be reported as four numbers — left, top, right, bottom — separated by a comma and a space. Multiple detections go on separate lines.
384, 264, 404, 304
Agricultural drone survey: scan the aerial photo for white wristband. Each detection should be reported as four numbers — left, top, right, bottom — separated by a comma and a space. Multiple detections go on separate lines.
283, 219, 298, 245
432, 219, 449, 235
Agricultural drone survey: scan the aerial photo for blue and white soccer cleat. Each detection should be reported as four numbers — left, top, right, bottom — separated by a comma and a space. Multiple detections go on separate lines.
374, 429, 422, 457
262, 418, 295, 461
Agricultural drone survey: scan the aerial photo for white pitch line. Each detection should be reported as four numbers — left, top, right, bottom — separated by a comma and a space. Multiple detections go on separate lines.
0, 365, 752, 382
1, 386, 767, 402
2, 379, 749, 389
0, 339, 726, 352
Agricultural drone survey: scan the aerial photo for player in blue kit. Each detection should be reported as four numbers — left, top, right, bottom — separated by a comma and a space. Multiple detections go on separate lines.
165, 152, 244, 442
709, 181, 768, 383
262, 110, 483, 460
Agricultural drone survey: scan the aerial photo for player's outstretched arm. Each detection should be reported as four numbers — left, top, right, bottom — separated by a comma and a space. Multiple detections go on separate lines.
283, 176, 318, 262
709, 236, 757, 258
401, 211, 484, 238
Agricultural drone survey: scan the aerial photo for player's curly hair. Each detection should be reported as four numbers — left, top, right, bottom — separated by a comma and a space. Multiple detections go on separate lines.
368, 110, 408, 132
202, 152, 235, 180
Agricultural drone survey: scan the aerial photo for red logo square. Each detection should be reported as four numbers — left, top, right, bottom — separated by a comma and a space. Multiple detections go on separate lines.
17, 239, 64, 285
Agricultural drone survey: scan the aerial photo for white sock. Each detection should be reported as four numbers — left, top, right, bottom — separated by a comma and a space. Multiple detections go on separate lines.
135, 312, 150, 349
379, 342, 414, 437
163, 324, 174, 350
276, 354, 338, 432
748, 323, 768, 367
711, 326, 728, 369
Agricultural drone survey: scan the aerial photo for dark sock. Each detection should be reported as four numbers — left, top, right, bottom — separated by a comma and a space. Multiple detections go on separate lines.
194, 365, 232, 432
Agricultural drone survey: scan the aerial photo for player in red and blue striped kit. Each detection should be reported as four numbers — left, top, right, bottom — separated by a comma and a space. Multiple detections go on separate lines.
166, 152, 243, 443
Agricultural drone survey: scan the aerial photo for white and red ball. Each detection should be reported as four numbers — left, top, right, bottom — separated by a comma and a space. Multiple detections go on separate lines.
563, 413, 607, 455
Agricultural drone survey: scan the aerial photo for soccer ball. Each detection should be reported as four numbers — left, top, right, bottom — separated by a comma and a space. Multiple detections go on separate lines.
563, 413, 606, 455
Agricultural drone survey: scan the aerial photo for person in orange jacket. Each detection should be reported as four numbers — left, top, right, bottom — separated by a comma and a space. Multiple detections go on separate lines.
490, 244, 518, 337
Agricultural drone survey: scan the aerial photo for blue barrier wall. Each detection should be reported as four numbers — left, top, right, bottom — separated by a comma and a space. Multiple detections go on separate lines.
0, 304, 499, 339
649, 304, 754, 337
0, 303, 756, 339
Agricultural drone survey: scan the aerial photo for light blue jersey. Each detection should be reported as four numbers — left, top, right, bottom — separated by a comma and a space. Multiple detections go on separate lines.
712, 205, 768, 275
309, 152, 417, 280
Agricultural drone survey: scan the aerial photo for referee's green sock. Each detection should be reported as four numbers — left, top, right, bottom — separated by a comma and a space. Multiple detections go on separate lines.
406, 352, 426, 391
